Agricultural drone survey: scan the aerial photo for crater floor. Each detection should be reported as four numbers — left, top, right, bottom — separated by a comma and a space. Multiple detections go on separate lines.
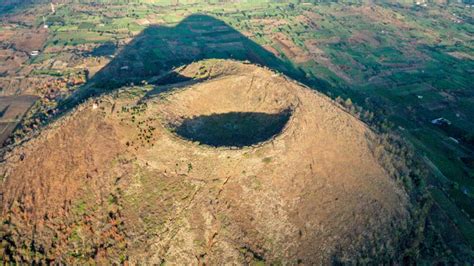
1, 60, 410, 264
172, 110, 292, 147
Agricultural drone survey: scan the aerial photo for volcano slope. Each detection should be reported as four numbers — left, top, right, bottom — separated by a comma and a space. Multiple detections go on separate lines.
1, 60, 411, 264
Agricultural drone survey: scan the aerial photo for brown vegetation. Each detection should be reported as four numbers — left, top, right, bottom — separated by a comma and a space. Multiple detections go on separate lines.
1, 60, 413, 264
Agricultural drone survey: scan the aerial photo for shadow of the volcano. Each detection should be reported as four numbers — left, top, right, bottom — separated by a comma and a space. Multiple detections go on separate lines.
59, 14, 333, 111
0, 0, 33, 15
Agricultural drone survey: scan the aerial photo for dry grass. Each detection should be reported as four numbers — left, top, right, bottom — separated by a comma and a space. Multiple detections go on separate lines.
1, 60, 410, 264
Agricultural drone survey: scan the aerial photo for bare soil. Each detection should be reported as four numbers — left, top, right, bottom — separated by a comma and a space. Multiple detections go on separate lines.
0, 95, 38, 144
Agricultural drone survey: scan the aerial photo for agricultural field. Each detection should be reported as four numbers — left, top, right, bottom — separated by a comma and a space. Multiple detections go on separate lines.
0, 0, 473, 263
0, 95, 38, 145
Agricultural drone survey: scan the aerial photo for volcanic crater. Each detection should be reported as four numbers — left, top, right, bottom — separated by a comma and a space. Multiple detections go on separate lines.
1, 60, 411, 264
171, 110, 292, 148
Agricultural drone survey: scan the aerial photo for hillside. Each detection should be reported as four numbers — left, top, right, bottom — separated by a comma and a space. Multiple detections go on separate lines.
1, 60, 412, 264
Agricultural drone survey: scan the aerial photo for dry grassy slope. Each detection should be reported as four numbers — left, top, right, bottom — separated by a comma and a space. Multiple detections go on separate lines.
1, 59, 410, 264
